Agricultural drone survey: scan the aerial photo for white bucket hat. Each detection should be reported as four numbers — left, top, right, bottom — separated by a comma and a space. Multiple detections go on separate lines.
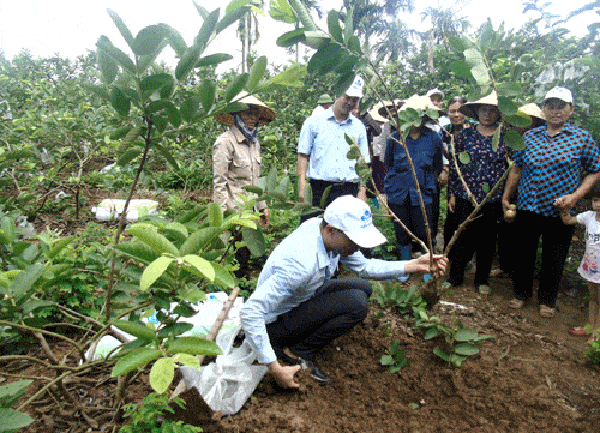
323, 195, 386, 249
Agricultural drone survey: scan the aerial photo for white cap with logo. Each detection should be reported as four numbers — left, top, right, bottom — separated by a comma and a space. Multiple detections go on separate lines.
345, 76, 364, 98
544, 86, 573, 104
323, 195, 386, 249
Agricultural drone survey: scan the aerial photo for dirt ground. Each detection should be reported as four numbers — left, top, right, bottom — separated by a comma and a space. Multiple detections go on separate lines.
6, 191, 600, 433
9, 269, 600, 433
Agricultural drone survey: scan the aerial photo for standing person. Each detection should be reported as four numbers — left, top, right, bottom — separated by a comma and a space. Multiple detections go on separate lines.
384, 95, 444, 278
213, 91, 275, 277
559, 182, 600, 340
447, 91, 507, 295
503, 86, 600, 318
372, 100, 402, 205
297, 76, 369, 221
240, 195, 448, 388
310, 93, 334, 117
493, 103, 546, 278
442, 96, 471, 251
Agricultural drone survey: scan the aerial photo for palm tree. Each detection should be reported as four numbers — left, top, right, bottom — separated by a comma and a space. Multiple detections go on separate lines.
372, 19, 415, 63
340, 0, 415, 58
237, 0, 265, 73
420, 2, 470, 71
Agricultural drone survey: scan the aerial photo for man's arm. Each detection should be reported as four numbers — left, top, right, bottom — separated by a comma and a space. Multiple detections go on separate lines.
297, 153, 309, 203
342, 251, 449, 280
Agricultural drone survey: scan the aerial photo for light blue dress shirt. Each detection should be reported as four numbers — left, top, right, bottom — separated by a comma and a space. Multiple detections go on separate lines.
297, 108, 370, 182
240, 218, 407, 364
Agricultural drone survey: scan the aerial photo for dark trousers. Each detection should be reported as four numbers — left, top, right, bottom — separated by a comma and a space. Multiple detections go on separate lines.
511, 210, 574, 307
447, 197, 502, 286
300, 179, 359, 223
388, 196, 433, 254
266, 278, 372, 360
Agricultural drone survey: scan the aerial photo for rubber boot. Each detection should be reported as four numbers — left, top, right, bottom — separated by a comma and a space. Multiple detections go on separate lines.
397, 245, 410, 282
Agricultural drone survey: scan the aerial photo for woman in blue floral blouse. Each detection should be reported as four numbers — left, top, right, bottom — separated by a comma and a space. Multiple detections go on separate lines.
447, 92, 507, 294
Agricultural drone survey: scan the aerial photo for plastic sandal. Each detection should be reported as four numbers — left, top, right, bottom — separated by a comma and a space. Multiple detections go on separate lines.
478, 284, 491, 295
569, 326, 589, 336
508, 299, 524, 309
539, 305, 555, 318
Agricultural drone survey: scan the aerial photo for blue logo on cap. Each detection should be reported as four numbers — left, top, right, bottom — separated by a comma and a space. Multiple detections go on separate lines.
360, 210, 371, 228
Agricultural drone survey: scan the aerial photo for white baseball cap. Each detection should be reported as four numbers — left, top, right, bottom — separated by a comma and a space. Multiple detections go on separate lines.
427, 88, 445, 99
345, 76, 364, 98
544, 86, 573, 104
323, 195, 386, 249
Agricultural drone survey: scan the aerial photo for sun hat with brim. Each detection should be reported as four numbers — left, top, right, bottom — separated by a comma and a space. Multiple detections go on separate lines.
317, 94, 334, 105
368, 101, 393, 123
517, 103, 545, 121
459, 91, 498, 118
426, 88, 445, 99
400, 95, 443, 115
323, 195, 386, 249
214, 91, 276, 127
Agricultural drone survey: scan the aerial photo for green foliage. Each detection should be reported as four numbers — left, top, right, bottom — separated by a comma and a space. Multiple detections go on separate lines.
586, 333, 600, 365
375, 280, 492, 369
380, 340, 408, 373
0, 380, 34, 433
119, 392, 202, 433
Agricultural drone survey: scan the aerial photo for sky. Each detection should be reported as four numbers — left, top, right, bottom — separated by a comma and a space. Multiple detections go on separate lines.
0, 0, 596, 71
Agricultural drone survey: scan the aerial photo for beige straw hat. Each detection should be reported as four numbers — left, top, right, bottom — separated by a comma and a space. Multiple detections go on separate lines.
459, 91, 498, 118
517, 103, 544, 121
369, 101, 393, 123
214, 91, 276, 126
400, 94, 441, 113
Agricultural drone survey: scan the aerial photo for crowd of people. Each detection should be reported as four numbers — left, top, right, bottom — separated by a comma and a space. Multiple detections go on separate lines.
211, 77, 600, 387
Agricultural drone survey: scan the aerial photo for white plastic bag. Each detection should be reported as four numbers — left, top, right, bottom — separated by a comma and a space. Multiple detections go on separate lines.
180, 340, 268, 415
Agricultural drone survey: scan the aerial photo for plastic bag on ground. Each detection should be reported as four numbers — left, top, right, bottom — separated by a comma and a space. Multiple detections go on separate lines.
180, 340, 268, 415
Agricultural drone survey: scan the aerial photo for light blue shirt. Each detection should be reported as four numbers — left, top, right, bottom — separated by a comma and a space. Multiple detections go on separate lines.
240, 218, 407, 364
297, 108, 370, 182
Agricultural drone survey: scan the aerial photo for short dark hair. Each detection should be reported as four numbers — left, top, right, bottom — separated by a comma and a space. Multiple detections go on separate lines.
586, 181, 600, 199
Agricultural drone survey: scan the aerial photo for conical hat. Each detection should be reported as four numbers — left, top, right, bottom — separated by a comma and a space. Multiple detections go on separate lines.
459, 91, 498, 118
400, 94, 440, 113
369, 101, 393, 123
517, 103, 544, 121
214, 91, 276, 126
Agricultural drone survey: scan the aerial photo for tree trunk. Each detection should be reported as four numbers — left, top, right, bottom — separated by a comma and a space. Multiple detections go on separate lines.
427, 32, 434, 72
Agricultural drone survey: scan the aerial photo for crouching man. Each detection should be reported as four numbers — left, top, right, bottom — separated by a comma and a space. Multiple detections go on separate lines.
240, 195, 448, 389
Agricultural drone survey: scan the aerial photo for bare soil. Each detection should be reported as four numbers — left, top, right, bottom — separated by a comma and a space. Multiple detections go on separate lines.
6, 189, 600, 433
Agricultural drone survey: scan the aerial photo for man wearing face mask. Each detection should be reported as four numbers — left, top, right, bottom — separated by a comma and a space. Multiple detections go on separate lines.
213, 91, 275, 276
297, 76, 370, 221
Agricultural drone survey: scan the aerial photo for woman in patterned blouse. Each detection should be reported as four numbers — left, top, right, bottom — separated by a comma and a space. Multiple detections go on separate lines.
447, 91, 507, 295
502, 87, 600, 318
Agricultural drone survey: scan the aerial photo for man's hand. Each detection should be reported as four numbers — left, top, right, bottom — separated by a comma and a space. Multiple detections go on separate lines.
269, 361, 301, 389
404, 253, 449, 277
